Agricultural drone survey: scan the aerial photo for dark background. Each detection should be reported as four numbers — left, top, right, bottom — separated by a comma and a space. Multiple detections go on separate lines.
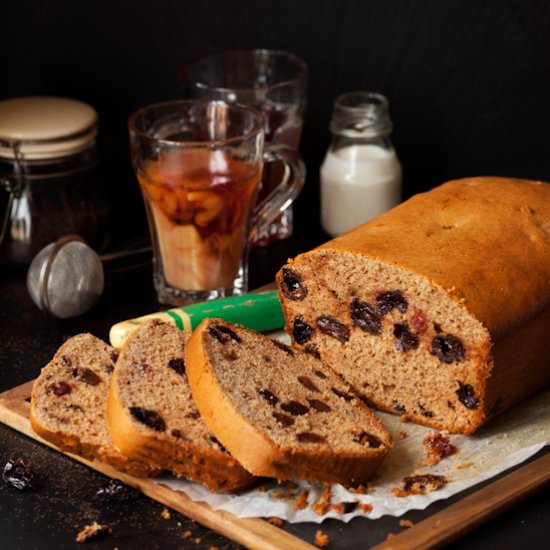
4, 0, 550, 255
2, 2, 550, 548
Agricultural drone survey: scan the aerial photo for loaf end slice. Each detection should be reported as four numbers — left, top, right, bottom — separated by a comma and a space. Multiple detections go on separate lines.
107, 319, 254, 492
185, 318, 392, 486
277, 254, 491, 435
30, 334, 156, 477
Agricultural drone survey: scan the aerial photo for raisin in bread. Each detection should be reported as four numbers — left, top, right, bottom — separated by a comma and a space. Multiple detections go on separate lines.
185, 318, 392, 486
106, 319, 254, 492
30, 334, 155, 477
277, 177, 550, 435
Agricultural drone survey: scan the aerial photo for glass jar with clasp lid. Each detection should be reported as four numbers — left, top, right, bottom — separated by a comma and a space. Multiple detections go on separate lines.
0, 96, 110, 266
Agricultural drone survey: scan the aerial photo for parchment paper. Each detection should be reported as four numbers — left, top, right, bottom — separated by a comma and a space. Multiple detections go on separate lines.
155, 332, 550, 523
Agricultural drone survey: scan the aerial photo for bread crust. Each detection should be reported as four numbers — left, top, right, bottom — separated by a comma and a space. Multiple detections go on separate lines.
29, 408, 155, 477
317, 177, 550, 339
185, 320, 390, 486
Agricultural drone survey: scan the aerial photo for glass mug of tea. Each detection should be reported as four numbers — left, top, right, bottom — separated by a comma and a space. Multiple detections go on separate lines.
129, 100, 305, 305
182, 49, 307, 245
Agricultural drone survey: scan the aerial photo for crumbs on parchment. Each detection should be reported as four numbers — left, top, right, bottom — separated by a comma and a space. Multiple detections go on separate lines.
418, 432, 457, 466
293, 489, 310, 510
312, 483, 332, 516
392, 474, 448, 496
360, 502, 373, 514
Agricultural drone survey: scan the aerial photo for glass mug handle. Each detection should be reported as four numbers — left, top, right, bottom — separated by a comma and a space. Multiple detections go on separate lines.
250, 144, 306, 241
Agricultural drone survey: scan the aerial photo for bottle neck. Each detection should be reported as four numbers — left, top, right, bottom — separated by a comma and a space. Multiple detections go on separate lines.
329, 91, 394, 149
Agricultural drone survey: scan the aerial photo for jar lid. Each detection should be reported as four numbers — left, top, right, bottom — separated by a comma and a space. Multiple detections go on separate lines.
0, 97, 97, 160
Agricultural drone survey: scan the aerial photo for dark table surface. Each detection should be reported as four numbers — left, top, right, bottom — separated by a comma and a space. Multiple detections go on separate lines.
1, 238, 549, 550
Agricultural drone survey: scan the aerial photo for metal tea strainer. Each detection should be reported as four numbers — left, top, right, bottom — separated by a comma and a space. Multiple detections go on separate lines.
27, 235, 150, 319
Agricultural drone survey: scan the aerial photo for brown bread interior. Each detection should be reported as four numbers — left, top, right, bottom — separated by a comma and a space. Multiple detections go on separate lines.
279, 251, 491, 434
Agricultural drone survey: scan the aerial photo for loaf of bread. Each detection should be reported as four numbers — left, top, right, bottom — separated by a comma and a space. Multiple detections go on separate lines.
276, 177, 550, 434
107, 319, 254, 492
30, 334, 155, 477
185, 318, 392, 486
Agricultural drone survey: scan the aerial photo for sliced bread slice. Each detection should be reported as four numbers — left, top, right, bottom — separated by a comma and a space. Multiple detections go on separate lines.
106, 319, 254, 492
185, 319, 393, 486
30, 333, 155, 477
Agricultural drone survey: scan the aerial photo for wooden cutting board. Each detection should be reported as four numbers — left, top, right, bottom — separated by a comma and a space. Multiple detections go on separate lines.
1, 380, 550, 550
0, 380, 315, 550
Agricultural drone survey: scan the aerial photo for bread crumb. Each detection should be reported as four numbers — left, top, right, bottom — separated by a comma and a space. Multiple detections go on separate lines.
293, 490, 310, 510
160, 507, 171, 520
321, 483, 332, 500
455, 461, 474, 470
182, 530, 193, 539
332, 503, 345, 514
417, 456, 440, 467
272, 490, 288, 499
399, 519, 414, 528
268, 517, 284, 527
209, 546, 219, 550
312, 483, 333, 516
398, 431, 408, 440
194, 537, 203, 544
386, 532, 396, 541
75, 522, 111, 543
314, 529, 330, 547
348, 484, 368, 494
359, 503, 373, 514
419, 432, 457, 466
313, 500, 331, 516
393, 474, 448, 496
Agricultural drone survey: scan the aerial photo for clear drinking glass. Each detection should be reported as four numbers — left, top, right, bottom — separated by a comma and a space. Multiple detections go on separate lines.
129, 100, 304, 305
182, 49, 307, 245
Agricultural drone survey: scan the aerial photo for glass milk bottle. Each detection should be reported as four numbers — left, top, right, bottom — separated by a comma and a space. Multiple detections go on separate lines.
320, 92, 402, 236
